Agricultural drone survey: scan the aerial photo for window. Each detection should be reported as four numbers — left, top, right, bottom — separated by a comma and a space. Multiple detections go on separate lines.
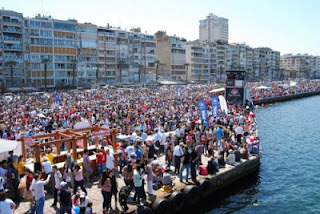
53, 22, 76, 31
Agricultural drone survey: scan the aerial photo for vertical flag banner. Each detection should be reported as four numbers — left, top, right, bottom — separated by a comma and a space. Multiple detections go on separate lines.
197, 99, 208, 127
211, 96, 219, 117
177, 86, 182, 98
55, 92, 61, 106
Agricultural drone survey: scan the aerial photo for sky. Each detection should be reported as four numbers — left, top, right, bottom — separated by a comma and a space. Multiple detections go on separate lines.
1, 0, 319, 55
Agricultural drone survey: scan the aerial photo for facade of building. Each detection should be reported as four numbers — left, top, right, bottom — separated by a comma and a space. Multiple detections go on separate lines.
76, 23, 98, 86
24, 16, 77, 88
0, 10, 25, 87
98, 27, 157, 84
183, 41, 210, 83
199, 13, 229, 43
155, 31, 186, 81
280, 54, 314, 79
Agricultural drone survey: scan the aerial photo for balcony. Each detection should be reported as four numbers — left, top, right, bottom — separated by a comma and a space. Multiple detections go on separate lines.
3, 19, 22, 25
4, 45, 23, 51
3, 28, 23, 34
3, 37, 21, 43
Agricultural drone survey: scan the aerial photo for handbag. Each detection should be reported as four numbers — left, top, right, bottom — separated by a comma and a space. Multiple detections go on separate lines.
23, 189, 33, 201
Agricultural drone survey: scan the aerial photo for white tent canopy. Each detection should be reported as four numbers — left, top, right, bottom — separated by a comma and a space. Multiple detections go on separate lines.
74, 121, 92, 130
210, 88, 225, 93
256, 86, 270, 90
290, 81, 297, 87
0, 139, 21, 161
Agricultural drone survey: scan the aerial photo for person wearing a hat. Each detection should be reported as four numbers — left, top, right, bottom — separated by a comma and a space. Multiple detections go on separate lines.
58, 181, 72, 214
42, 156, 53, 195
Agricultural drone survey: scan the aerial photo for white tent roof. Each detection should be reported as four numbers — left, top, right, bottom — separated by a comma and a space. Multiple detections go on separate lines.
256, 86, 270, 90
0, 139, 19, 154
210, 88, 225, 93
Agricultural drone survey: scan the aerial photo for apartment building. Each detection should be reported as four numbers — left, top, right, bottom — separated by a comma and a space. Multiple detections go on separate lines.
155, 31, 186, 80
0, 10, 25, 87
77, 23, 98, 86
24, 16, 77, 88
97, 27, 117, 83
280, 54, 314, 79
183, 41, 210, 83
98, 27, 157, 83
199, 13, 228, 43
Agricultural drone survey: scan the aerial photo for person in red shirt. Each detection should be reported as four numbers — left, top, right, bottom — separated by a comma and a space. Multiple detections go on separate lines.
96, 148, 103, 178
101, 146, 107, 171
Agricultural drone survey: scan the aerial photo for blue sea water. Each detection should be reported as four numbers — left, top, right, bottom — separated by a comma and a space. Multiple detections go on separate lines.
209, 95, 320, 214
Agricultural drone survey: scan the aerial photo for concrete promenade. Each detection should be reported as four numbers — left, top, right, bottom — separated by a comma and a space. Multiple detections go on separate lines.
15, 149, 260, 214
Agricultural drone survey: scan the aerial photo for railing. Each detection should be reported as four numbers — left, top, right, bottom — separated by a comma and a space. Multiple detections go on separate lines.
3, 28, 22, 33
3, 37, 21, 42
4, 46, 23, 50
2, 19, 22, 25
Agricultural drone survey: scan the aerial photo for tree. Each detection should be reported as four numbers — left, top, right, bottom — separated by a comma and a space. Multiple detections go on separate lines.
117, 60, 127, 83
96, 65, 99, 85
155, 60, 160, 82
7, 61, 17, 87
154, 60, 165, 82
72, 59, 77, 87
138, 64, 143, 83
41, 58, 50, 91
184, 63, 190, 81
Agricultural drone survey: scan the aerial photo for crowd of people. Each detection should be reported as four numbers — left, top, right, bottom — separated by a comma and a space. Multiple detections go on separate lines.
0, 83, 264, 214
248, 79, 320, 100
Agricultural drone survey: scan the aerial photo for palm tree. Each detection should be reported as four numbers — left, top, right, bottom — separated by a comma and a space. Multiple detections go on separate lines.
41, 58, 50, 91
72, 59, 77, 87
155, 60, 160, 82
184, 63, 190, 81
96, 65, 99, 85
117, 60, 127, 83
138, 64, 143, 83
7, 61, 17, 87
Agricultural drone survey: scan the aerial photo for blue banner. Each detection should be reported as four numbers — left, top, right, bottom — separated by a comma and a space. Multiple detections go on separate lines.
197, 100, 208, 127
55, 92, 60, 106
211, 96, 219, 118
177, 86, 182, 98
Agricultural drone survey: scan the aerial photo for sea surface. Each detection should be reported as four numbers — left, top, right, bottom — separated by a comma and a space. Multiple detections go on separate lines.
208, 95, 320, 214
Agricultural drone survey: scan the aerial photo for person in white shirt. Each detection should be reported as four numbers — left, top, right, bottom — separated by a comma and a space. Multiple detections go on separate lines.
173, 143, 184, 174
42, 157, 53, 194
30, 173, 51, 214
235, 125, 244, 144
51, 165, 62, 207
0, 192, 16, 214
226, 150, 236, 165
141, 131, 148, 143
160, 131, 166, 155
106, 149, 115, 170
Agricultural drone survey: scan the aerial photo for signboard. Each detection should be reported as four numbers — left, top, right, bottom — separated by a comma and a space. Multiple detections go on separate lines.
92, 130, 110, 137
226, 88, 245, 105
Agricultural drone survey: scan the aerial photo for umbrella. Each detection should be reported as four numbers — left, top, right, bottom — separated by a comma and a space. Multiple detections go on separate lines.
74, 121, 92, 130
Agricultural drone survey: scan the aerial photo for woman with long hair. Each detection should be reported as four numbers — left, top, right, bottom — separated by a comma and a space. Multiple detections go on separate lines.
122, 163, 134, 193
73, 165, 87, 195
62, 162, 72, 188
101, 170, 112, 213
